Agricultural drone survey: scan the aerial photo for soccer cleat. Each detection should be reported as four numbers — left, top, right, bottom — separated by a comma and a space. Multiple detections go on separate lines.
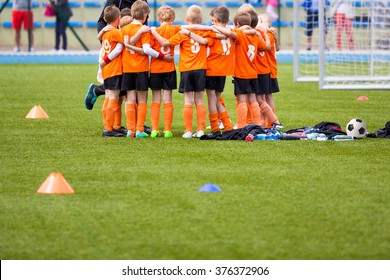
192, 130, 204, 138
143, 125, 152, 135
126, 130, 134, 138
135, 131, 149, 138
85, 83, 98, 110
150, 130, 160, 138
114, 126, 127, 136
182, 131, 192, 139
272, 123, 284, 132
103, 130, 125, 137
164, 130, 173, 139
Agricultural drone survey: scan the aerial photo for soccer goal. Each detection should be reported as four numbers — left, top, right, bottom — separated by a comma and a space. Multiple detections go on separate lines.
293, 0, 390, 90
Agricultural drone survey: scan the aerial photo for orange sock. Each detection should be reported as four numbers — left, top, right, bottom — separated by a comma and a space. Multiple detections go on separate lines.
183, 104, 193, 132
246, 101, 252, 124
219, 111, 233, 131
136, 103, 147, 132
102, 97, 109, 128
196, 104, 206, 131
125, 103, 136, 133
209, 112, 220, 132
113, 101, 122, 130
260, 102, 278, 125
265, 107, 276, 129
164, 102, 173, 132
105, 98, 118, 131
219, 96, 226, 109
236, 102, 247, 128
150, 102, 160, 131
250, 102, 261, 125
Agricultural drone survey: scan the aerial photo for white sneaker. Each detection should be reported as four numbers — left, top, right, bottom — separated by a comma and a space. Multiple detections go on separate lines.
13, 47, 21, 53
182, 131, 192, 139
192, 130, 204, 138
29, 47, 35, 52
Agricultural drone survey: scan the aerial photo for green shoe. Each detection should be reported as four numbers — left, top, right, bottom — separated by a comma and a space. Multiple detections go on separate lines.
164, 131, 173, 139
135, 131, 149, 138
150, 130, 160, 138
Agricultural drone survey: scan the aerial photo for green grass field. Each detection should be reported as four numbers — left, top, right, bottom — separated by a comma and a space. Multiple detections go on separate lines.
1, 64, 389, 260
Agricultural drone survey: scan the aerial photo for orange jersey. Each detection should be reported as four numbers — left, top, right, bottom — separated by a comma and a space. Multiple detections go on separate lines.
121, 23, 151, 73
266, 30, 278, 78
168, 30, 214, 72
234, 29, 264, 79
101, 28, 123, 80
206, 36, 235, 76
254, 29, 270, 75
150, 24, 181, 73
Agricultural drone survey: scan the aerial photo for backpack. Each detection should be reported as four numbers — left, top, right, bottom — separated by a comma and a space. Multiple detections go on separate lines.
367, 121, 390, 139
215, 124, 266, 140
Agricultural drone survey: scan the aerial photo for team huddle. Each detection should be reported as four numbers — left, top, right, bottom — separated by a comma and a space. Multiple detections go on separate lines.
86, 0, 284, 139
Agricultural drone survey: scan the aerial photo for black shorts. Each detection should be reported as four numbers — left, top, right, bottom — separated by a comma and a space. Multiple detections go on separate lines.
104, 75, 122, 90
257, 73, 271, 95
270, 78, 279, 94
179, 69, 206, 93
205, 76, 226, 93
149, 71, 177, 90
233, 77, 258, 95
121, 72, 149, 91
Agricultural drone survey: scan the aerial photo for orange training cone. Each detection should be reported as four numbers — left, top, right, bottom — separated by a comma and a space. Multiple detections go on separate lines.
26, 105, 49, 119
36, 172, 75, 194
357, 96, 369, 101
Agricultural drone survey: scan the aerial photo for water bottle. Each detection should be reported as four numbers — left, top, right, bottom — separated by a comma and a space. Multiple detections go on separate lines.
331, 135, 354, 141
254, 134, 267, 140
280, 133, 302, 140
266, 132, 280, 140
316, 133, 328, 141
307, 132, 319, 140
245, 134, 254, 142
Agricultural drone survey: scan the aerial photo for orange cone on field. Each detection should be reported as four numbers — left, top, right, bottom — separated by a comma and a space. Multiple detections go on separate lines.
36, 172, 74, 194
26, 105, 49, 119
357, 96, 369, 101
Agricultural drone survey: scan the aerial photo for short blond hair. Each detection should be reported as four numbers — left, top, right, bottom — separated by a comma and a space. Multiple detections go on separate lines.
186, 5, 202, 24
233, 12, 251, 27
237, 3, 256, 14
104, 5, 120, 24
157, 5, 176, 23
120, 15, 133, 28
131, 0, 150, 20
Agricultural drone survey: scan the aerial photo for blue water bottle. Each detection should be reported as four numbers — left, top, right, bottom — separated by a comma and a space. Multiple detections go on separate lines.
254, 134, 267, 140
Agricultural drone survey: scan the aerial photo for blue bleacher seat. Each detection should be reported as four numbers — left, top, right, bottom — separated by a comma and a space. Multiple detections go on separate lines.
184, 1, 202, 7
44, 22, 56, 28
165, 2, 183, 8
32, 1, 39, 8
68, 1, 81, 8
0, 1, 12, 8
252, 2, 264, 8
84, 1, 102, 8
204, 1, 221, 7
2, 21, 12, 28
33, 22, 42, 28
172, 20, 185, 25
148, 20, 161, 27
149, 1, 162, 8
69, 21, 83, 27
285, 1, 294, 8
85, 21, 98, 28
352, 1, 363, 8
271, 20, 288, 27
225, 1, 241, 8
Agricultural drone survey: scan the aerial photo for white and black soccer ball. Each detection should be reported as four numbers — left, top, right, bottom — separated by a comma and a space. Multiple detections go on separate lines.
346, 118, 367, 139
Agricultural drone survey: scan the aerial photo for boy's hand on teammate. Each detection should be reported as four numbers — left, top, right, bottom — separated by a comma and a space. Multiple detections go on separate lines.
139, 25, 151, 34
163, 54, 174, 62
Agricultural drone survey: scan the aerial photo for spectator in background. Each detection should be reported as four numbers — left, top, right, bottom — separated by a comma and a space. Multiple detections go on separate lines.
266, 0, 278, 22
333, 0, 354, 50
302, 0, 329, 51
12, 0, 34, 52
49, 0, 73, 52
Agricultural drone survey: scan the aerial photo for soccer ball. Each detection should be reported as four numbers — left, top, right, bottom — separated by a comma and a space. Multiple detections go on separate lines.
346, 118, 367, 139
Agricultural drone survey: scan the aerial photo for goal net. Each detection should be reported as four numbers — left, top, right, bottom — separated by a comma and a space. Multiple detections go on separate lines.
293, 0, 390, 90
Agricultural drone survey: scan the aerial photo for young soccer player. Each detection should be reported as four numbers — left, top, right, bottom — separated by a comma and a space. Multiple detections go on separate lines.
99, 5, 124, 137
258, 13, 283, 130
151, 5, 214, 139
148, 5, 182, 139
121, 0, 172, 138
204, 6, 235, 138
